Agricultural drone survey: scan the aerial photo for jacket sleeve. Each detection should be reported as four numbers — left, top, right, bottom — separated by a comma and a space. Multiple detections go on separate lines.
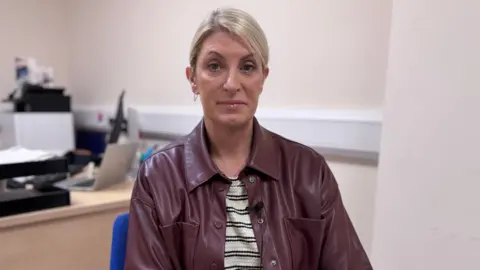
318, 158, 373, 270
124, 164, 173, 270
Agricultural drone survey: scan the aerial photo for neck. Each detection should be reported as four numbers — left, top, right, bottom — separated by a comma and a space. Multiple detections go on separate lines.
204, 118, 253, 174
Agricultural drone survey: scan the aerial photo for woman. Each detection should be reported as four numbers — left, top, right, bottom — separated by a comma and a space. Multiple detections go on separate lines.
125, 7, 372, 270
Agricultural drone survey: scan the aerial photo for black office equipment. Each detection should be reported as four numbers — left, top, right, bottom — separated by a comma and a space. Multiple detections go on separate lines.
0, 185, 70, 217
68, 164, 85, 175
108, 90, 128, 144
9, 83, 71, 112
0, 158, 68, 180
0, 158, 71, 217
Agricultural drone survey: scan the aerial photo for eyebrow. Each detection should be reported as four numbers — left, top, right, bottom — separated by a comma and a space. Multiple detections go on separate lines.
206, 51, 254, 60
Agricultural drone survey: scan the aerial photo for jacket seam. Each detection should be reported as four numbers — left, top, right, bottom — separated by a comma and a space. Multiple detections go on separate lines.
131, 197, 155, 209
142, 142, 185, 164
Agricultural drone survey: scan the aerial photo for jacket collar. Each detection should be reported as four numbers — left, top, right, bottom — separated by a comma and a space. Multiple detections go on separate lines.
184, 117, 280, 192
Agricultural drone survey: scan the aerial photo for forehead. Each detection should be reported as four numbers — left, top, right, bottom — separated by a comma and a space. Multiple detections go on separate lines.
199, 31, 252, 58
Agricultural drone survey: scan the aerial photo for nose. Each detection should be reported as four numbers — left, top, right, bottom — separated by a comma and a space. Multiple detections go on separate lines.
223, 68, 241, 92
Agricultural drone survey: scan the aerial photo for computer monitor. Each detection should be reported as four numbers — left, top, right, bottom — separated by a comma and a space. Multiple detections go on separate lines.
107, 90, 127, 144
127, 107, 141, 142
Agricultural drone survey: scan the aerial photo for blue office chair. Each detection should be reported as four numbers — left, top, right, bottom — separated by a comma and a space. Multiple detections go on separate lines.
110, 212, 129, 270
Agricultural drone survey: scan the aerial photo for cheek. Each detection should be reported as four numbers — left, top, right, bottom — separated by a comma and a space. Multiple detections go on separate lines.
196, 74, 218, 105
245, 76, 265, 97
197, 72, 223, 91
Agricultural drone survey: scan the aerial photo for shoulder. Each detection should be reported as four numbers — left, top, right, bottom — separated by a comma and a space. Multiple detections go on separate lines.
263, 129, 337, 209
141, 135, 188, 171
262, 127, 332, 190
132, 135, 190, 205
136, 136, 188, 187
266, 128, 327, 167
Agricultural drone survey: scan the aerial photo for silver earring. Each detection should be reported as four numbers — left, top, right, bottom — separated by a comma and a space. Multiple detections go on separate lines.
193, 93, 199, 101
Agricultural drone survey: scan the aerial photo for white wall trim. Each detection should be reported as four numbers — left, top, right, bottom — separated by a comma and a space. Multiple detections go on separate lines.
73, 105, 383, 164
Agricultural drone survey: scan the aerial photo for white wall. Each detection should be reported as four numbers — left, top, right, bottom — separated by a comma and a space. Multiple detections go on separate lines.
0, 0, 70, 99
67, 0, 391, 109
371, 0, 480, 269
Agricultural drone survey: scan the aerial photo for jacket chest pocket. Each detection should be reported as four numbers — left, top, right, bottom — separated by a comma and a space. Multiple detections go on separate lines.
284, 217, 326, 269
159, 222, 199, 270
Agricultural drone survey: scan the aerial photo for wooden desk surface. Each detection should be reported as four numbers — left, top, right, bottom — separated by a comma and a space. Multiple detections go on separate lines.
0, 180, 134, 229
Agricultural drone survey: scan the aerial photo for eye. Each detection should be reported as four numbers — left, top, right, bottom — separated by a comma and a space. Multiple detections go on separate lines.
240, 62, 256, 73
208, 62, 220, 72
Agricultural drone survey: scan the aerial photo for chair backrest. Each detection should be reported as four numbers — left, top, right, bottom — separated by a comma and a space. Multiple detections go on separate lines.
110, 212, 129, 270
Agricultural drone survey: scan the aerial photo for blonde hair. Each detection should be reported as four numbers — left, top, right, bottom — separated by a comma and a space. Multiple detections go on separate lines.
189, 7, 269, 73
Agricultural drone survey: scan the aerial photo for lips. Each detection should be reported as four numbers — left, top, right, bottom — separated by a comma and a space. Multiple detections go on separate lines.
217, 100, 247, 105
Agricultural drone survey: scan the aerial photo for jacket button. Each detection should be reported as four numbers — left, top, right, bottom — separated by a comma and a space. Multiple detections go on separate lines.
271, 259, 277, 266
211, 262, 218, 269
214, 221, 223, 229
258, 218, 264, 224
248, 176, 256, 183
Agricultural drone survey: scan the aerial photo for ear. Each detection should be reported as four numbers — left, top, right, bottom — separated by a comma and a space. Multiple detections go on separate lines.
263, 67, 270, 79
259, 67, 270, 94
185, 66, 197, 93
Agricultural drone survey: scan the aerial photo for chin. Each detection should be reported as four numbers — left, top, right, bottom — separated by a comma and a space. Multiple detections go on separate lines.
215, 113, 252, 128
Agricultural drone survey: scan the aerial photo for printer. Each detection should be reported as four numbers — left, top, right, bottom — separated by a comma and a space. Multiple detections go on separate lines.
11, 83, 71, 112
0, 83, 75, 153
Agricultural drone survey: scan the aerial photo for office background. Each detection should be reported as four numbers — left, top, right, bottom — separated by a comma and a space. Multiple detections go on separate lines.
1, 0, 479, 269
0, 0, 386, 253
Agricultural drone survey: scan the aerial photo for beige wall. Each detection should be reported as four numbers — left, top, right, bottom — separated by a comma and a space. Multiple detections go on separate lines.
0, 0, 70, 99
329, 160, 377, 253
67, 0, 391, 109
65, 0, 387, 252
1, 0, 387, 255
4, 1, 480, 267
372, 0, 480, 268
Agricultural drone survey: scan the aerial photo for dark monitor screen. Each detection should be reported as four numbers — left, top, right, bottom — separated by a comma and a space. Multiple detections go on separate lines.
108, 90, 126, 144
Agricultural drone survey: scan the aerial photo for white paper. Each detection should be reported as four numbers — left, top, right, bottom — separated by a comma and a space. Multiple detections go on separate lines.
0, 146, 57, 165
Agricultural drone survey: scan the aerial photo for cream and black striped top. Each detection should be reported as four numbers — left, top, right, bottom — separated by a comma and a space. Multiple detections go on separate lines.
224, 177, 262, 269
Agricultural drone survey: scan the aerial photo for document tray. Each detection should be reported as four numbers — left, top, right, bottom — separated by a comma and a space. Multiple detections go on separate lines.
0, 186, 70, 217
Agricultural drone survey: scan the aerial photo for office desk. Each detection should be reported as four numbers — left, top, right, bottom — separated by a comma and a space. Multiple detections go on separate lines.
0, 180, 134, 270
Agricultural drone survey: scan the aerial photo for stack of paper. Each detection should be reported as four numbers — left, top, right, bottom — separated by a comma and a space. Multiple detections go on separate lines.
0, 146, 57, 165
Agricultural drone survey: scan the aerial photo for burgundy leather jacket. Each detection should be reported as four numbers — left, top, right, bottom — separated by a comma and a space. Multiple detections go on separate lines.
125, 118, 373, 270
